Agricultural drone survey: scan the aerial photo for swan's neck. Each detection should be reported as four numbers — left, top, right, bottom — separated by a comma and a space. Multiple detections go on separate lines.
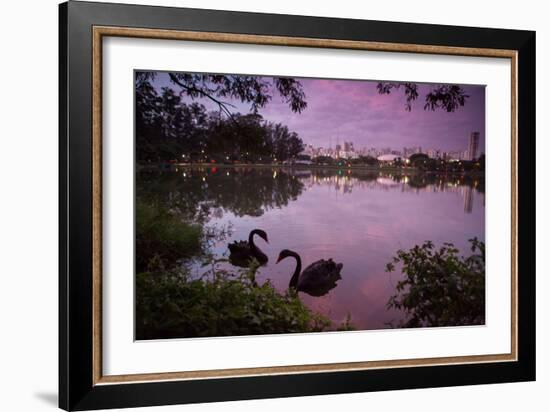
249, 231, 258, 251
289, 253, 302, 289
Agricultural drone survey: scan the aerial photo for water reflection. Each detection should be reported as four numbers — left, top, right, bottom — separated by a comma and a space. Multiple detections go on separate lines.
137, 166, 485, 330
138, 166, 306, 223
138, 166, 484, 217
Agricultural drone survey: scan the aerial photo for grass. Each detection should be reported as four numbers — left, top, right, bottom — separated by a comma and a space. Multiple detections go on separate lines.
136, 201, 203, 272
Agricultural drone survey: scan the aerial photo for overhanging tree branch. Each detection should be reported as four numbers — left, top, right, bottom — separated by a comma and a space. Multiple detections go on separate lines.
168, 73, 240, 126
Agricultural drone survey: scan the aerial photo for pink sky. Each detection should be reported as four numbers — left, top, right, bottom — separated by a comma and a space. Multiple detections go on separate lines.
151, 72, 485, 153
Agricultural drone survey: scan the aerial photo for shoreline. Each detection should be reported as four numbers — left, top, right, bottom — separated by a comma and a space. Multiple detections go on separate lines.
138, 162, 485, 176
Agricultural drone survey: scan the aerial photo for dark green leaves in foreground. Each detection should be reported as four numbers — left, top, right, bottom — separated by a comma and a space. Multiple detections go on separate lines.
136, 189, 484, 337
386, 238, 485, 328
135, 201, 353, 339
136, 266, 333, 340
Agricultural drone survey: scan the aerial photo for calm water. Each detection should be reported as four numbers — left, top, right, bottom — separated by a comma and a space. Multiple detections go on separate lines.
137, 166, 485, 330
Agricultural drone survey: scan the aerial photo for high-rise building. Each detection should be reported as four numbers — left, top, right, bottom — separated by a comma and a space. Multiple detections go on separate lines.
333, 144, 340, 158
427, 148, 441, 159
403, 146, 422, 158
343, 141, 351, 152
467, 132, 480, 161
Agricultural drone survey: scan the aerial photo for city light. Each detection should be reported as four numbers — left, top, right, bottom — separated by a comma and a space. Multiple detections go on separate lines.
299, 136, 481, 163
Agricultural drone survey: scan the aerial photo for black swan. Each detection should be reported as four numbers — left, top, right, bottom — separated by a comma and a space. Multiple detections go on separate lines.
228, 229, 269, 267
276, 249, 343, 297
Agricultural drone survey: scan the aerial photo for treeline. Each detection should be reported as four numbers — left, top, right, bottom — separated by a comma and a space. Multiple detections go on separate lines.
136, 82, 304, 163
406, 153, 485, 173
311, 153, 485, 173
312, 155, 380, 166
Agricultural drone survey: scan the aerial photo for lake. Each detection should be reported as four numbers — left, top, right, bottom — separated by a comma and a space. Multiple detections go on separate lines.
137, 166, 485, 331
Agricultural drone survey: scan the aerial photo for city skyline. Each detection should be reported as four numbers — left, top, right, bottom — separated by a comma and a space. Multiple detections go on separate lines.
151, 72, 486, 153
299, 130, 483, 161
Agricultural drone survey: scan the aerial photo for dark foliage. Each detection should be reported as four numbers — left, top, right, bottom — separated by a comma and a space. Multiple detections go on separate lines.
165, 72, 307, 116
136, 80, 304, 162
386, 238, 485, 327
377, 82, 469, 112
135, 266, 333, 340
377, 82, 420, 111
136, 202, 203, 272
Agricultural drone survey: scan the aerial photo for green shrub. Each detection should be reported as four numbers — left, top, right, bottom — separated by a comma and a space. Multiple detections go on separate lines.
136, 202, 203, 272
136, 265, 333, 339
386, 238, 485, 328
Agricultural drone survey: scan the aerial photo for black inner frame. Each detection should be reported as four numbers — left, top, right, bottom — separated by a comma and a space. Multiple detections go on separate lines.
59, 1, 536, 410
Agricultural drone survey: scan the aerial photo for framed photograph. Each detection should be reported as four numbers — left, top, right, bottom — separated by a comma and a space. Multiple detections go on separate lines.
59, 1, 535, 410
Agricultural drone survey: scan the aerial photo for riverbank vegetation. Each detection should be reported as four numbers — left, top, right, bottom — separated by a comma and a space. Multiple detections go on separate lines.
136, 202, 203, 272
135, 200, 355, 339
309, 153, 484, 174
385, 238, 485, 328
136, 265, 337, 340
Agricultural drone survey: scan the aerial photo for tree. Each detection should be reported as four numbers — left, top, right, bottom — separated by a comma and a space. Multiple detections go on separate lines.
287, 134, 305, 160
136, 72, 308, 162
377, 82, 469, 112
136, 82, 211, 161
313, 156, 335, 165
359, 155, 379, 166
266, 123, 304, 161
230, 113, 269, 161
136, 71, 307, 123
409, 153, 431, 170
409, 153, 429, 162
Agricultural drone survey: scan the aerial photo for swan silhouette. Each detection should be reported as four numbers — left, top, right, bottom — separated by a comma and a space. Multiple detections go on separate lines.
228, 229, 269, 267
276, 249, 343, 297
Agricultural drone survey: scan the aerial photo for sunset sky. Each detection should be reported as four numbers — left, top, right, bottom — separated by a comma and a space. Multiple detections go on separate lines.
150, 72, 485, 153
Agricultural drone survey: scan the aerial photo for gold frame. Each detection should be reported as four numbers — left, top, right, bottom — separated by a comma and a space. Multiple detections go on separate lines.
92, 26, 518, 386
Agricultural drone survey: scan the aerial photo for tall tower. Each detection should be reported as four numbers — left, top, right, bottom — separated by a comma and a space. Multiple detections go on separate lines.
468, 132, 480, 161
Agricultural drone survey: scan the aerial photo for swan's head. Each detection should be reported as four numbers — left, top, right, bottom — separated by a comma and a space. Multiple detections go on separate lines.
276, 249, 298, 264
253, 229, 269, 243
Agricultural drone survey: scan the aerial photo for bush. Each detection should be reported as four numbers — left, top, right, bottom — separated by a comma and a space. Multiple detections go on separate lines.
385, 238, 485, 328
136, 265, 333, 339
136, 202, 203, 272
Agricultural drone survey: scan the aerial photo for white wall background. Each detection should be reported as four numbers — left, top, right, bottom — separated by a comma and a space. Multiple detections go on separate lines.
0, 1, 545, 411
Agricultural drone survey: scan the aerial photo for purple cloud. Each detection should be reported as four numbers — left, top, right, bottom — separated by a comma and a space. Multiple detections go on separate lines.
151, 72, 485, 153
